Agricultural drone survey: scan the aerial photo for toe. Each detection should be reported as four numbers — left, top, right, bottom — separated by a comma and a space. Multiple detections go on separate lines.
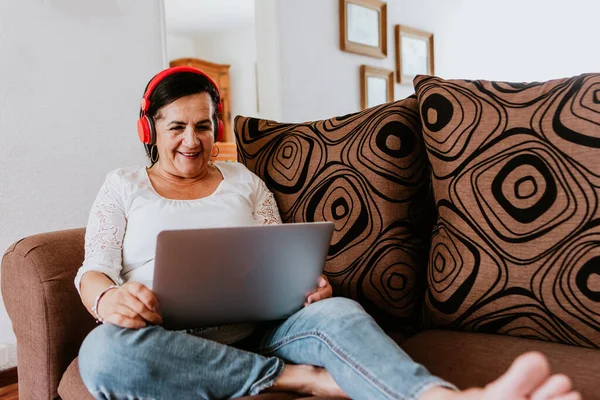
551, 392, 582, 400
484, 352, 551, 399
530, 374, 572, 400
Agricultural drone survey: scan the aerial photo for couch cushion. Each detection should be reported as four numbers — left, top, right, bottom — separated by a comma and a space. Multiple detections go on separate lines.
402, 330, 600, 399
235, 97, 434, 333
2, 228, 96, 400
414, 74, 600, 347
59, 356, 344, 400
58, 358, 95, 400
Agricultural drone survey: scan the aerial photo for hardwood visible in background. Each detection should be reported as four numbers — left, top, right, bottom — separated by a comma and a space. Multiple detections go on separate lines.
0, 383, 17, 400
0, 367, 18, 400
169, 58, 233, 142
0, 368, 16, 389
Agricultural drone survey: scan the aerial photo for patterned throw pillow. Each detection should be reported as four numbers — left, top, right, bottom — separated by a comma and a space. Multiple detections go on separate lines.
415, 74, 600, 348
235, 97, 434, 332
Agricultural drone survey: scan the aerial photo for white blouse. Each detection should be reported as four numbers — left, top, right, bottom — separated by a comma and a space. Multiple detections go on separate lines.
74, 161, 282, 343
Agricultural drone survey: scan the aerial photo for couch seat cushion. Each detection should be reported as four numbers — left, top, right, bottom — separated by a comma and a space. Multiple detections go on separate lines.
235, 97, 434, 333
58, 358, 94, 400
402, 330, 600, 399
414, 74, 600, 347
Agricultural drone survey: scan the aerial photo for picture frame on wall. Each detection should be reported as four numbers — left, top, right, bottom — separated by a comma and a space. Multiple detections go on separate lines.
360, 65, 394, 110
395, 25, 434, 83
340, 0, 387, 59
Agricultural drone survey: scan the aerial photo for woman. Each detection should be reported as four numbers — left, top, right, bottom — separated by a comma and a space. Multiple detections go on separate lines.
76, 66, 580, 400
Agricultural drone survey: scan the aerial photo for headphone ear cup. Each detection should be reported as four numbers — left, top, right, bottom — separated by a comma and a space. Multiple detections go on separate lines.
148, 116, 157, 145
137, 115, 156, 145
216, 119, 224, 142
137, 116, 150, 144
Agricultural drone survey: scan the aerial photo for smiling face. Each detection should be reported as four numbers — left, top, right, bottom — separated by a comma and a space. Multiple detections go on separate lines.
153, 92, 215, 179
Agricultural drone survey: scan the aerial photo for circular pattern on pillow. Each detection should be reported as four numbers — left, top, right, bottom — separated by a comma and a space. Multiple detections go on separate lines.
416, 74, 600, 348
235, 97, 431, 332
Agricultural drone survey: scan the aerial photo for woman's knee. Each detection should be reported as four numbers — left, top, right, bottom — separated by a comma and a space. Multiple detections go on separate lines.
303, 297, 371, 325
78, 324, 127, 384
310, 296, 363, 312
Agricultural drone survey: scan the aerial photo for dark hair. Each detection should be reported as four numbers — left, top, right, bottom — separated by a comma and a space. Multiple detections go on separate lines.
141, 71, 220, 164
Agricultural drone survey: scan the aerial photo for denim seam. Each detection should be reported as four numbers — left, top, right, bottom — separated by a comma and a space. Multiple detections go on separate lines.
248, 357, 285, 396
260, 330, 408, 400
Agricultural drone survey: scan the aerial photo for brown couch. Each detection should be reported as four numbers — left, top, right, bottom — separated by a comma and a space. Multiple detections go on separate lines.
3, 230, 600, 399
3, 73, 600, 399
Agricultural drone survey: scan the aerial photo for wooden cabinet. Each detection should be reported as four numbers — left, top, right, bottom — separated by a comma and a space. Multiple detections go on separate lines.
170, 58, 233, 143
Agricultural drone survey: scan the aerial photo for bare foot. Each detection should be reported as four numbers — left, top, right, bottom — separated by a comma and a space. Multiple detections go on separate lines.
311, 366, 349, 398
421, 352, 581, 400
268, 364, 349, 398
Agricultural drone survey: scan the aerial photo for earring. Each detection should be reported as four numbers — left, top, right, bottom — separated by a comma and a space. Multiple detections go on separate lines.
150, 144, 159, 163
210, 143, 220, 158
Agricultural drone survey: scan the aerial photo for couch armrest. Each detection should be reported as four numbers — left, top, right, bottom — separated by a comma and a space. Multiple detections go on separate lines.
2, 228, 96, 400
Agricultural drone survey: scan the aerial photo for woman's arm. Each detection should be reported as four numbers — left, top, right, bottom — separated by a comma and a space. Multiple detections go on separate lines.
76, 172, 161, 328
79, 271, 119, 315
75, 173, 126, 294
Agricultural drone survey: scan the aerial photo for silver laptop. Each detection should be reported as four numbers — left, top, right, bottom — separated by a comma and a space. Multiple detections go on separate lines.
153, 222, 334, 330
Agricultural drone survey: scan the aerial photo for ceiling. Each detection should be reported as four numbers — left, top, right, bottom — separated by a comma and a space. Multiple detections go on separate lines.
164, 0, 255, 35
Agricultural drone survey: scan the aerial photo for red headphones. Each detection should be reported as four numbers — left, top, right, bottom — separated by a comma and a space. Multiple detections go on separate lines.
137, 66, 224, 145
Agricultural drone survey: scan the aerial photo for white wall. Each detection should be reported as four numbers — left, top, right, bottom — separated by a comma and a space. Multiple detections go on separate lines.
167, 33, 195, 61
262, 0, 462, 122
441, 0, 600, 81
254, 0, 283, 121
166, 27, 259, 126
193, 26, 259, 120
0, 0, 166, 363
258, 0, 599, 123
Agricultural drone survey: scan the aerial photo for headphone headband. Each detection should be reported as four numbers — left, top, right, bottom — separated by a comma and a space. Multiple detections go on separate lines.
140, 66, 222, 114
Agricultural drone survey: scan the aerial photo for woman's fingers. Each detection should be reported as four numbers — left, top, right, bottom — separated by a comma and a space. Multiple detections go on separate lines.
305, 276, 333, 304
305, 280, 333, 306
125, 282, 160, 312
318, 276, 327, 288
97, 283, 162, 327
103, 304, 147, 329
122, 282, 162, 324
110, 314, 147, 329
306, 291, 324, 305
122, 291, 163, 325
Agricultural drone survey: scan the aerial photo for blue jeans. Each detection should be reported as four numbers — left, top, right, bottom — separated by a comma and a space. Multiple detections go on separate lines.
79, 297, 455, 399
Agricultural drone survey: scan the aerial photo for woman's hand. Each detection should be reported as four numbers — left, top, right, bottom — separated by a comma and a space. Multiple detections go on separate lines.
304, 275, 333, 307
97, 282, 163, 329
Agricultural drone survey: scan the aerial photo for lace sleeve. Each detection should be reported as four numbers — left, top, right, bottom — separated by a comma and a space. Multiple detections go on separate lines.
74, 174, 126, 294
254, 180, 283, 225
